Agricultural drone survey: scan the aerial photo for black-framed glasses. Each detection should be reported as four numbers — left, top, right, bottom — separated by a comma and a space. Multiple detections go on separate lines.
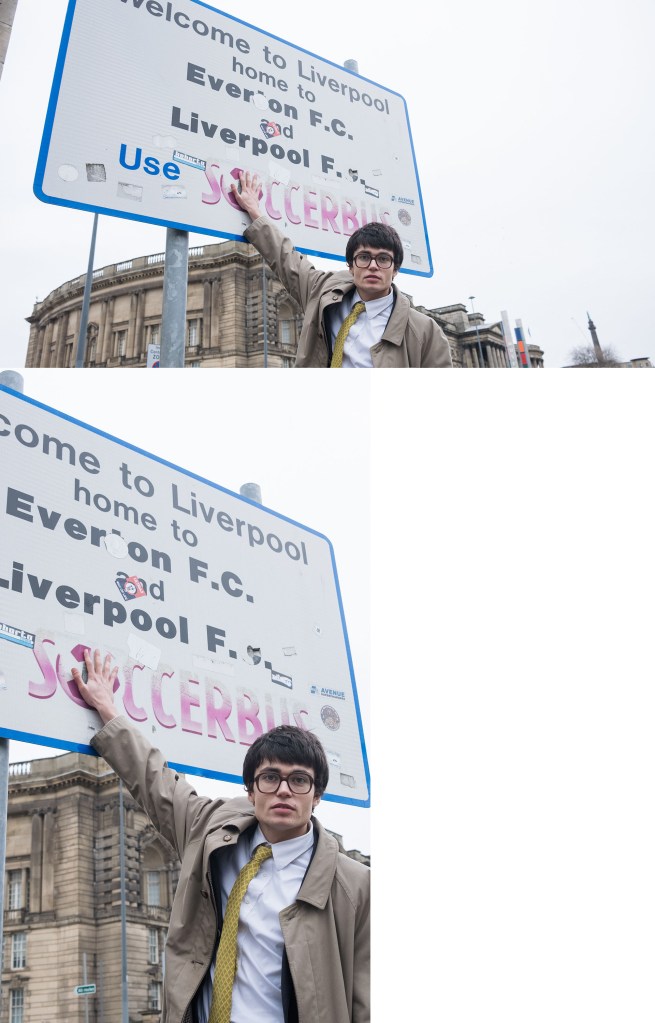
353, 251, 394, 269
254, 770, 315, 794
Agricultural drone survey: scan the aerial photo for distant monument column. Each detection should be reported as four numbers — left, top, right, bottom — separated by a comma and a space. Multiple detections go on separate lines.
587, 312, 604, 363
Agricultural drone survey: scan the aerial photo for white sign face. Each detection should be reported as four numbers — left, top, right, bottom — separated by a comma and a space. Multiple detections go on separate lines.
34, 0, 433, 276
0, 387, 369, 807
147, 344, 161, 368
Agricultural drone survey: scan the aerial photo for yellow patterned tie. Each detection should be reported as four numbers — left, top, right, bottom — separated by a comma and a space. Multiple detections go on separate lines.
330, 301, 366, 367
208, 843, 273, 1023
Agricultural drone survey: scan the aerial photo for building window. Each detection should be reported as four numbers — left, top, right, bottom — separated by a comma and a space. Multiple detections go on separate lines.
148, 983, 162, 1011
150, 325, 160, 345
148, 928, 159, 965
8, 872, 23, 910
10, 989, 24, 1023
146, 871, 161, 907
114, 330, 127, 357
279, 320, 292, 343
186, 319, 201, 347
11, 934, 26, 970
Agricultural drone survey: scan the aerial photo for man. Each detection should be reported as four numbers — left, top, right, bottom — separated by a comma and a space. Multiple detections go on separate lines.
71, 649, 369, 1023
231, 171, 452, 368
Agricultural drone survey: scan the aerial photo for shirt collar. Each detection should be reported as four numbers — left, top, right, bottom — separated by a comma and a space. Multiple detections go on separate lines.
355, 289, 395, 314
250, 822, 314, 869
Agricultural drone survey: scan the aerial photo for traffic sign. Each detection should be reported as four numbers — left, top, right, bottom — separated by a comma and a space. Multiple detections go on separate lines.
74, 985, 96, 996
0, 385, 369, 806
34, 0, 433, 275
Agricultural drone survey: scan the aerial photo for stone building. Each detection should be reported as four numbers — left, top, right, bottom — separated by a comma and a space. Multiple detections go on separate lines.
1, 748, 369, 1023
24, 240, 544, 369
1, 751, 175, 1023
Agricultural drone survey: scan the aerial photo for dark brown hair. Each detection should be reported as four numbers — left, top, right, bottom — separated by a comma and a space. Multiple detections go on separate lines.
242, 725, 329, 796
345, 222, 404, 268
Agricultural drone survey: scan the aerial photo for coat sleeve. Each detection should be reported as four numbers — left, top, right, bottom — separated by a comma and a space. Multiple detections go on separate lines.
91, 715, 213, 860
421, 317, 453, 367
350, 875, 370, 1018
244, 216, 333, 311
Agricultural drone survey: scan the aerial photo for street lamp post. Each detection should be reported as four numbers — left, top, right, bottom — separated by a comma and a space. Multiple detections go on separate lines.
469, 296, 485, 368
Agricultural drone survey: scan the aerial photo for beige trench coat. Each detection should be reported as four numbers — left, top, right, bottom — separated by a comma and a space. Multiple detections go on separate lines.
92, 717, 370, 1023
244, 217, 453, 368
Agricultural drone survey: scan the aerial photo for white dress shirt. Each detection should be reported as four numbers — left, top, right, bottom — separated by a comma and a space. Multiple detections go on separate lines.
327, 289, 395, 367
197, 823, 314, 1023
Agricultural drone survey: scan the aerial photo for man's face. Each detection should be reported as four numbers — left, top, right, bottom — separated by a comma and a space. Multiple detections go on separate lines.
348, 246, 397, 302
248, 759, 320, 844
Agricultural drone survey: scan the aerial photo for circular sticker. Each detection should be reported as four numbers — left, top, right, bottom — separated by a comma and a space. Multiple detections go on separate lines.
58, 164, 79, 182
104, 534, 129, 558
398, 208, 412, 226
321, 706, 340, 731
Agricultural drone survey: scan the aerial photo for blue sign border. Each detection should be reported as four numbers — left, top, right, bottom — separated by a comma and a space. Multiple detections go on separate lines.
0, 384, 371, 808
33, 0, 433, 279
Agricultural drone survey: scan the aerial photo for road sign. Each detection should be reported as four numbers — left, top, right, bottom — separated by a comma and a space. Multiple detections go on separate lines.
34, 0, 433, 276
74, 986, 96, 996
0, 386, 369, 807
147, 344, 160, 368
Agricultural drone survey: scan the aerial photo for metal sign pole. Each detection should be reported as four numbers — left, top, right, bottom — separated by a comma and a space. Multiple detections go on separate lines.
0, 370, 24, 962
119, 780, 129, 1023
261, 266, 268, 369
0, 736, 7, 956
83, 952, 90, 1023
76, 214, 99, 368
160, 228, 189, 368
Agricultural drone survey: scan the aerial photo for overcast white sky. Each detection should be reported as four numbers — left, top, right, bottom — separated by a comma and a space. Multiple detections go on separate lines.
1, 369, 371, 853
1, 0, 653, 368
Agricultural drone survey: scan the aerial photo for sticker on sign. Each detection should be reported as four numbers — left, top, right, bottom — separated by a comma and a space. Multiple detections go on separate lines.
34, 0, 432, 275
0, 386, 369, 807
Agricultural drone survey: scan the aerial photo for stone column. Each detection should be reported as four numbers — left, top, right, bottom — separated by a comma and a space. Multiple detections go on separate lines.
33, 327, 44, 368
97, 298, 108, 364
42, 320, 55, 367
61, 312, 73, 366
25, 322, 40, 368
100, 297, 114, 363
127, 292, 138, 360
42, 810, 55, 912
211, 278, 221, 348
135, 290, 145, 360
50, 317, 63, 367
203, 280, 212, 348
30, 813, 43, 913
